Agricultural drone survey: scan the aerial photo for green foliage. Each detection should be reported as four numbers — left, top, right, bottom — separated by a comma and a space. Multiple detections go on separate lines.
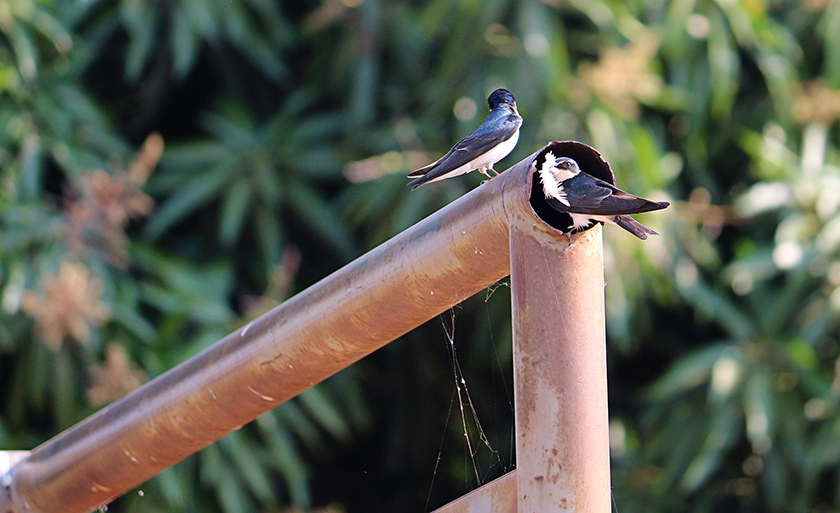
1, 0, 840, 512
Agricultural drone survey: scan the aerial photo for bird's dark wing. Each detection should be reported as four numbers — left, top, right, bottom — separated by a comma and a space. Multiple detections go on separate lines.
562, 173, 669, 215
407, 109, 522, 179
545, 196, 574, 213
406, 160, 437, 177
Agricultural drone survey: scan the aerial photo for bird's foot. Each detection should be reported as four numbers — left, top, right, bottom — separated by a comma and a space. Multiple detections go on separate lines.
478, 168, 494, 178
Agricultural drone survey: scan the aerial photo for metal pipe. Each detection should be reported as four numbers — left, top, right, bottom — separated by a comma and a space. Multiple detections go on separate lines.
510, 222, 611, 512
2, 140, 615, 513
1, 151, 539, 513
432, 469, 517, 513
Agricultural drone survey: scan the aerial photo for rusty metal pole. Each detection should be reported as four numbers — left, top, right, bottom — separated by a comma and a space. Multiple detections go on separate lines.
0, 151, 533, 513
509, 218, 610, 512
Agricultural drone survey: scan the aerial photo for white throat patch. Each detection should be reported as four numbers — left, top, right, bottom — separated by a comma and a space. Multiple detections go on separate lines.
538, 152, 570, 206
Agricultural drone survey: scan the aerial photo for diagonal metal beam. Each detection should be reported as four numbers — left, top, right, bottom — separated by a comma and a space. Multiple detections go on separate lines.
1, 151, 530, 513
1, 141, 614, 513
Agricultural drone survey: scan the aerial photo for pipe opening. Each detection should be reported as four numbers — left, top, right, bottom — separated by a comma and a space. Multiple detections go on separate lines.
528, 140, 617, 233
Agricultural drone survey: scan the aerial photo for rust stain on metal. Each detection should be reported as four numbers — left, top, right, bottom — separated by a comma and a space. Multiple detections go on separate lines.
509, 143, 612, 512
511, 222, 611, 513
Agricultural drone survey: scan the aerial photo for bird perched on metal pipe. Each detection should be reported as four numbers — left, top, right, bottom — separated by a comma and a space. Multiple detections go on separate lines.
407, 89, 522, 190
537, 152, 669, 240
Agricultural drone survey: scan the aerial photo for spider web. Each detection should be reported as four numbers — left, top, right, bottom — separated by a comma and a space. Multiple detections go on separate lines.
424, 279, 514, 511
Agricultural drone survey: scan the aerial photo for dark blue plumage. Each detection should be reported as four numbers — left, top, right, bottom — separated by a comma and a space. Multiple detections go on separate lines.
538, 154, 669, 239
408, 89, 522, 190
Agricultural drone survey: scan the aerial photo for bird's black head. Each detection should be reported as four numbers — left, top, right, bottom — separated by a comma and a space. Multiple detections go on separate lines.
488, 89, 516, 109
553, 157, 580, 174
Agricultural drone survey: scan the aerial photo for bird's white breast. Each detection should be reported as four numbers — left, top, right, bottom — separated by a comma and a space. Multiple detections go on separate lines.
476, 130, 519, 169
423, 131, 519, 183
464, 131, 520, 174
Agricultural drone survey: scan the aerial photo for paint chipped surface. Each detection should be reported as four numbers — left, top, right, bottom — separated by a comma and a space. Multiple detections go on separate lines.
122, 449, 139, 463
247, 386, 276, 402
90, 482, 112, 492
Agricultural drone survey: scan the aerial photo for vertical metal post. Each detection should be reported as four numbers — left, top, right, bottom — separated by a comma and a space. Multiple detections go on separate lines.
509, 223, 610, 512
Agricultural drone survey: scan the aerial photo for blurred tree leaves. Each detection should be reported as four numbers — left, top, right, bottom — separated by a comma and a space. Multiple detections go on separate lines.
65, 0, 293, 82
146, 94, 355, 270
2, 0, 840, 512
